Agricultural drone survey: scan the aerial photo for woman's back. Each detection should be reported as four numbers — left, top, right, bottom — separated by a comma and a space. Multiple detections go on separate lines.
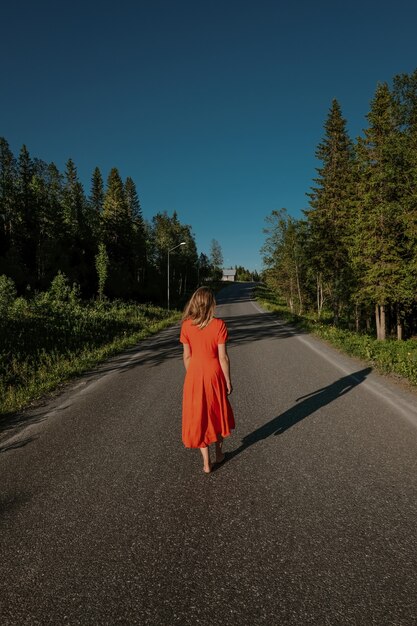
180, 317, 228, 362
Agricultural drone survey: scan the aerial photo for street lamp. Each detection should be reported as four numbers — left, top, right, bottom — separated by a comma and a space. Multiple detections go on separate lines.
167, 242, 186, 310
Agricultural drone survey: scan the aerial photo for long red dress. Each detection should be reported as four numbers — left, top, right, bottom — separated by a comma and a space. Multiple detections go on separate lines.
180, 317, 235, 448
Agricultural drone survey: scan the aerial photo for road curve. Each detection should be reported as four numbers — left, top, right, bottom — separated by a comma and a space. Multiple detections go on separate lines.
1, 282, 417, 625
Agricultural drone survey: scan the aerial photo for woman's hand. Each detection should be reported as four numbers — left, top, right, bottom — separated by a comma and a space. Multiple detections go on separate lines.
227, 381, 233, 395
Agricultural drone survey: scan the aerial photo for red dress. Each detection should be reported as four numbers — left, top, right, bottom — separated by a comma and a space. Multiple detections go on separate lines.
180, 317, 235, 448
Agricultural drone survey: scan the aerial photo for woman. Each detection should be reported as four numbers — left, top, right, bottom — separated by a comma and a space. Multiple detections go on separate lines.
180, 287, 235, 473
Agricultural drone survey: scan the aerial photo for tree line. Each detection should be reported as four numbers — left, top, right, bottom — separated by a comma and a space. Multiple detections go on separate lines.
262, 68, 417, 340
0, 140, 227, 303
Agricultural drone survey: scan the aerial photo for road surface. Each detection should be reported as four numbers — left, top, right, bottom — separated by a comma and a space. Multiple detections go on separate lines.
1, 282, 417, 625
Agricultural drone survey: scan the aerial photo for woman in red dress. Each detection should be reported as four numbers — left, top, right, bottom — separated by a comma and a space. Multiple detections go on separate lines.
180, 287, 235, 473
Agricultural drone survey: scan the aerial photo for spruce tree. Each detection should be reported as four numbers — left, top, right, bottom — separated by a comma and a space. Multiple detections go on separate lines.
305, 99, 355, 323
392, 70, 417, 337
125, 176, 146, 288
62, 159, 85, 236
0, 138, 16, 271
210, 239, 223, 280
89, 166, 104, 239
102, 168, 134, 296
353, 83, 406, 339
15, 145, 36, 283
43, 162, 65, 286
90, 167, 104, 214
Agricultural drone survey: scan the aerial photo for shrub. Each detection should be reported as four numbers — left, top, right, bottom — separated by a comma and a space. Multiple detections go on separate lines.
0, 274, 17, 317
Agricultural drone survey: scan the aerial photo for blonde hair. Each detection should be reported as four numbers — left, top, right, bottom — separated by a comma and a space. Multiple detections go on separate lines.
182, 287, 216, 328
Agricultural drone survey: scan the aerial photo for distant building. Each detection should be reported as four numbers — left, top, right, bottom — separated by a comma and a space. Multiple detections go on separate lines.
222, 268, 236, 282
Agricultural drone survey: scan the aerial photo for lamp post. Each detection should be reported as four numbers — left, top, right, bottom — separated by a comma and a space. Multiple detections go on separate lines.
167, 242, 186, 310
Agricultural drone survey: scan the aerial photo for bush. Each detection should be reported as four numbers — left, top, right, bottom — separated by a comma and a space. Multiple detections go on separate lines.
0, 292, 181, 415
49, 271, 72, 303
0, 274, 17, 317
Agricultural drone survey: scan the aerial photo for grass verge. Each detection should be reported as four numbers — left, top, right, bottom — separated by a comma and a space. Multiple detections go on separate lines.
1, 300, 181, 417
255, 284, 417, 387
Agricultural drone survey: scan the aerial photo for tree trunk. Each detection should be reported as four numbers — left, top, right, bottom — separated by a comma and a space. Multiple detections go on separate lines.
289, 277, 294, 313
380, 305, 386, 340
295, 263, 303, 315
397, 303, 403, 340
317, 273, 324, 319
355, 303, 360, 333
376, 304, 386, 341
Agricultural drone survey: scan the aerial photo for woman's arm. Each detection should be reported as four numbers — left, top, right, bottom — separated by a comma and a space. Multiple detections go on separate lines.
183, 343, 191, 371
218, 343, 232, 394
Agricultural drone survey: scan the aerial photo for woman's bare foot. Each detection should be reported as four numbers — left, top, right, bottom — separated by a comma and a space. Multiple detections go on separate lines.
200, 446, 211, 473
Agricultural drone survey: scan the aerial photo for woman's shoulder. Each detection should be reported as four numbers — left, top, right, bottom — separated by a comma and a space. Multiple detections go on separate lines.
213, 317, 227, 332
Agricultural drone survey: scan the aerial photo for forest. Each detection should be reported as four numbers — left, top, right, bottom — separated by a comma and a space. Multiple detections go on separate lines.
0, 140, 223, 304
262, 68, 417, 342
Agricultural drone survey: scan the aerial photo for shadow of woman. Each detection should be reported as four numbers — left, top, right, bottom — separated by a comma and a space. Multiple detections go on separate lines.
224, 367, 372, 463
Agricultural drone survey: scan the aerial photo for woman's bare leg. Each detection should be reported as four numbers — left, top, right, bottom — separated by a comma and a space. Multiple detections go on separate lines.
200, 446, 211, 473
215, 435, 225, 463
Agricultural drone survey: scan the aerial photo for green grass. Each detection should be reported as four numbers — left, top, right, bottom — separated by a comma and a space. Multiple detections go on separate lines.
255, 284, 417, 387
0, 299, 181, 416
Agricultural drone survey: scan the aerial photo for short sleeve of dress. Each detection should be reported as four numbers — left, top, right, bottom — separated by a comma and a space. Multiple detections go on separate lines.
180, 321, 189, 344
217, 319, 228, 344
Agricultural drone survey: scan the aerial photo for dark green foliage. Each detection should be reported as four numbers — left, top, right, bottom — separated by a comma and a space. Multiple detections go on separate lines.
305, 99, 355, 323
210, 239, 223, 280
147, 211, 198, 302
0, 274, 17, 316
90, 167, 104, 217
0, 138, 202, 306
195, 253, 210, 284
125, 176, 147, 287
0, 139, 16, 250
234, 265, 256, 281
262, 209, 308, 314
95, 242, 109, 300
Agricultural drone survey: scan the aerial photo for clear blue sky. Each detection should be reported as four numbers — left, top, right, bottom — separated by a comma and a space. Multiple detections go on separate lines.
2, 0, 417, 271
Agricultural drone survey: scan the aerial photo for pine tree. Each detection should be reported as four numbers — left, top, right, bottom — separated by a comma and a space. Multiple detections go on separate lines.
210, 239, 223, 280
62, 159, 85, 236
102, 168, 135, 296
90, 167, 104, 214
305, 99, 355, 323
42, 162, 65, 287
125, 176, 146, 287
89, 166, 104, 239
177, 223, 198, 295
15, 145, 36, 282
0, 138, 16, 269
353, 83, 406, 340
124, 176, 141, 220
197, 252, 211, 284
392, 70, 417, 337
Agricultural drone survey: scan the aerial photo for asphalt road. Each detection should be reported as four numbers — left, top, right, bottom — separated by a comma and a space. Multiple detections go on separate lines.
1, 282, 417, 625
